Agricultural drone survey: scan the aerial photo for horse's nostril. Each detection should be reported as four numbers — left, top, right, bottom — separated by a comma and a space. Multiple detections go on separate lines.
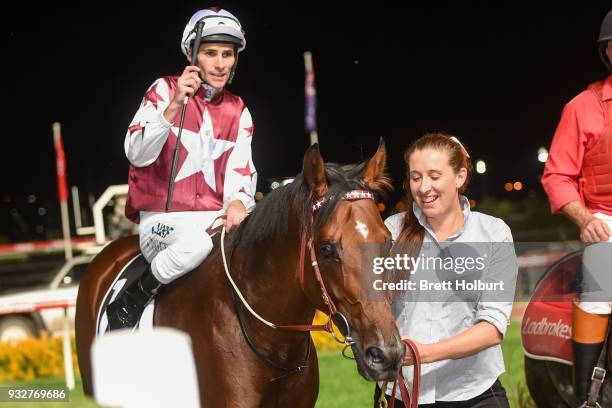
366, 346, 386, 364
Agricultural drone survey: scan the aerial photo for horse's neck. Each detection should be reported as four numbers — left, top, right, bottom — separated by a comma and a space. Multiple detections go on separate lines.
233, 230, 315, 326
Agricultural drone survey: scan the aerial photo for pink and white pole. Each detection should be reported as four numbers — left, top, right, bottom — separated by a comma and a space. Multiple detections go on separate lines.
52, 122, 75, 390
52, 123, 72, 261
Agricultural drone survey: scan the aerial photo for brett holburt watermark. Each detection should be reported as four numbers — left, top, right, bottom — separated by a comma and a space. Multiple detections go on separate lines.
361, 242, 517, 302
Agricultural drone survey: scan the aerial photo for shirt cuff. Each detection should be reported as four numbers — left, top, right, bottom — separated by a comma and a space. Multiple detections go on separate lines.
542, 177, 582, 214
224, 191, 255, 213
475, 308, 510, 337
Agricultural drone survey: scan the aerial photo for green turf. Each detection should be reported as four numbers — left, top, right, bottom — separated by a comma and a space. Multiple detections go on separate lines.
0, 321, 533, 407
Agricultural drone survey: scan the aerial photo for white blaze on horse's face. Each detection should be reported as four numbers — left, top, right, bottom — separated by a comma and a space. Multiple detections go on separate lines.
355, 221, 369, 240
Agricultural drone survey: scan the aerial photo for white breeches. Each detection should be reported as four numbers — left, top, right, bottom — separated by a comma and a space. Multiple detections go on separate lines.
578, 212, 612, 315
138, 211, 223, 284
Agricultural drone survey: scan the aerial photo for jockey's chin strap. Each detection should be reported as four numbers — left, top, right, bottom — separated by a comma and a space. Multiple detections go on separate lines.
220, 189, 375, 347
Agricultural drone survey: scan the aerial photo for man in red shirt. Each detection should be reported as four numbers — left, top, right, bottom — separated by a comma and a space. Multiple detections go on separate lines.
541, 10, 612, 404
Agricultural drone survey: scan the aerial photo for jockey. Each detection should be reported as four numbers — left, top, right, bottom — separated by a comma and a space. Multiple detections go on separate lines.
541, 9, 612, 404
107, 7, 257, 330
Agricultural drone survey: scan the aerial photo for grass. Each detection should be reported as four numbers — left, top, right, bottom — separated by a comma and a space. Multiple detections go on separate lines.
0, 322, 533, 407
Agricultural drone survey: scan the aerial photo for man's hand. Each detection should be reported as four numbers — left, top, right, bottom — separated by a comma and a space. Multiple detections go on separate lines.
580, 216, 611, 244
163, 66, 202, 123
225, 200, 247, 232
173, 66, 202, 105
561, 201, 611, 244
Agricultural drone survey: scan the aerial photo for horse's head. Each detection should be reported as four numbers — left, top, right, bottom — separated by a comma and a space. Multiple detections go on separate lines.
300, 139, 404, 381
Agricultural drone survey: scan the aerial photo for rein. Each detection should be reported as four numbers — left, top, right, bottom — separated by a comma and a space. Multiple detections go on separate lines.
377, 338, 421, 408
220, 189, 375, 375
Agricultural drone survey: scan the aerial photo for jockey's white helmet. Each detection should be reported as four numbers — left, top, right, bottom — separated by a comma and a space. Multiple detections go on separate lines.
181, 7, 246, 57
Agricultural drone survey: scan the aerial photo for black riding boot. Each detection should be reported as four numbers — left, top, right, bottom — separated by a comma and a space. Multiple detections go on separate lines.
107, 270, 162, 330
573, 340, 604, 404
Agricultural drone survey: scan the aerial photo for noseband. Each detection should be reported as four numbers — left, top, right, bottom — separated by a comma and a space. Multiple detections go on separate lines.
220, 189, 375, 376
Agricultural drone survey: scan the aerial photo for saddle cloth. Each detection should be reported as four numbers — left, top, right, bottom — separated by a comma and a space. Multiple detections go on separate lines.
96, 254, 155, 335
521, 252, 581, 365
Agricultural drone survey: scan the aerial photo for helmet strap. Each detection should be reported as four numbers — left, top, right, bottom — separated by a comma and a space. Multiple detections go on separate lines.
598, 42, 612, 73
227, 46, 239, 84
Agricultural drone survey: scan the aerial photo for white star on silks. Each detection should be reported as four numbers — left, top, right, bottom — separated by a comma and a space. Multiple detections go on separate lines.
173, 110, 235, 191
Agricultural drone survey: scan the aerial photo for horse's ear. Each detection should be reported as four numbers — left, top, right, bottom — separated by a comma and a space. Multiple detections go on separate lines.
302, 143, 328, 197
362, 138, 392, 193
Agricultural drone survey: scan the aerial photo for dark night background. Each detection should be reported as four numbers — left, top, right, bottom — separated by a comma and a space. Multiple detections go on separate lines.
3, 2, 611, 242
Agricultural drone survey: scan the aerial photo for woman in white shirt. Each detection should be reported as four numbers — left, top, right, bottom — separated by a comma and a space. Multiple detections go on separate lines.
374, 133, 517, 407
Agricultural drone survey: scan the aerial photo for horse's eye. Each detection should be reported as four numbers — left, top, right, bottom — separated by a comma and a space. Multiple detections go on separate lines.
319, 242, 340, 261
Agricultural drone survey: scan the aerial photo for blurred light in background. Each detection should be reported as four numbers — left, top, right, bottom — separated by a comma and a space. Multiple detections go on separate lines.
538, 147, 548, 163
476, 160, 486, 174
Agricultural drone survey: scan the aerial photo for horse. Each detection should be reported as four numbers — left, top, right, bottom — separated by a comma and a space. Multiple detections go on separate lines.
75, 140, 405, 407
523, 250, 612, 407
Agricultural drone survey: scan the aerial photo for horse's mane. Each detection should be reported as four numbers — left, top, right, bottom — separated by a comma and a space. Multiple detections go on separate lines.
230, 161, 390, 252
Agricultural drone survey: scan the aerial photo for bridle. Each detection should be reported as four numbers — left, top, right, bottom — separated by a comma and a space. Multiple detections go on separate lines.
222, 187, 421, 405
220, 189, 375, 377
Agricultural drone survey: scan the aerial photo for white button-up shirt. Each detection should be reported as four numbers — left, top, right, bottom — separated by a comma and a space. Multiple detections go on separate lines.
382, 196, 517, 403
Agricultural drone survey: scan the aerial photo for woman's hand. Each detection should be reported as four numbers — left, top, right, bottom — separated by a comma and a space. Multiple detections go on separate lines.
401, 337, 425, 366
401, 322, 502, 365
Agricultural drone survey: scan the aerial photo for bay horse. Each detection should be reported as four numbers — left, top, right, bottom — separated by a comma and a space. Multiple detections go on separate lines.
75, 140, 405, 407
523, 250, 612, 407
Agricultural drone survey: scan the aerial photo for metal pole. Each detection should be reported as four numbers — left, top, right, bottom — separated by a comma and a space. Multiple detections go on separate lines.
60, 202, 72, 260
166, 21, 205, 211
62, 307, 75, 390
71, 186, 83, 230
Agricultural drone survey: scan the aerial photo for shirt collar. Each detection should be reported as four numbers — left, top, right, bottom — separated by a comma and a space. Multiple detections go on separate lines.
412, 195, 471, 241
603, 75, 612, 101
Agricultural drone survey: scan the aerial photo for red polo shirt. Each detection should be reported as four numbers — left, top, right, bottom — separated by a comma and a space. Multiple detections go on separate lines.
541, 75, 612, 216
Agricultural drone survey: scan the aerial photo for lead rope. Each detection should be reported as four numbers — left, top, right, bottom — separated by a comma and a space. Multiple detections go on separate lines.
387, 339, 421, 408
